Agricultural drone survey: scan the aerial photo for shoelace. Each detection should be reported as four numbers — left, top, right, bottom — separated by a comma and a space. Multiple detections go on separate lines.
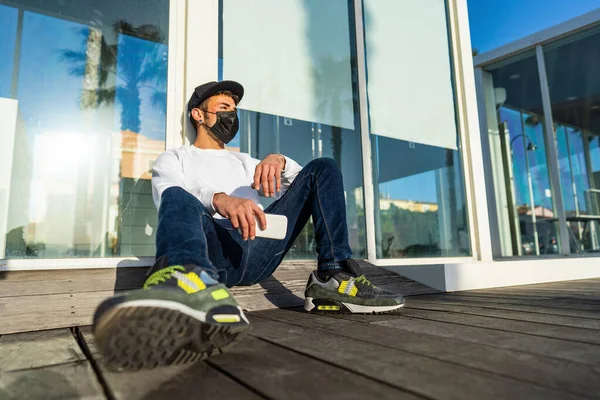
143, 265, 185, 289
355, 275, 372, 286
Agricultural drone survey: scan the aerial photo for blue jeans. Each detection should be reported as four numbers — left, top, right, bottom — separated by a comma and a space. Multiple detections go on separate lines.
154, 158, 353, 287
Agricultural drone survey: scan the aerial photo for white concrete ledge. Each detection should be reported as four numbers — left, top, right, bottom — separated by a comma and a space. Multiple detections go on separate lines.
386, 257, 600, 292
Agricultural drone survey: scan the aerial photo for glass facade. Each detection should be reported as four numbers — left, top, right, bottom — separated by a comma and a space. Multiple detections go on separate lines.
0, 0, 169, 258
480, 25, 600, 257
0, 0, 473, 265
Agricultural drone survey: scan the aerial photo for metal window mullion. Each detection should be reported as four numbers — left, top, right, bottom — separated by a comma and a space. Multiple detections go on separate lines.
448, 0, 494, 261
10, 9, 24, 99
352, 0, 378, 263
536, 44, 571, 256
184, 0, 220, 146
474, 68, 505, 257
166, 0, 187, 149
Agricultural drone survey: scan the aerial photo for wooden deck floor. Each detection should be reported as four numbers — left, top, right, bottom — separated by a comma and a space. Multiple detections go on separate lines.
1, 278, 600, 399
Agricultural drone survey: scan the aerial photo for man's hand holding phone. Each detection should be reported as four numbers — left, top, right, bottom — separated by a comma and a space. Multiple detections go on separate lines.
213, 193, 267, 241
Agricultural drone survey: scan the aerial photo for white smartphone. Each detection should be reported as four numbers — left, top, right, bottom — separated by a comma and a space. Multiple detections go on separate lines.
238, 214, 288, 240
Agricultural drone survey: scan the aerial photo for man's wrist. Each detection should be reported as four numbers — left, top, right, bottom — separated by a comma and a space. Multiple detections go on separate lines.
279, 154, 286, 170
213, 192, 227, 208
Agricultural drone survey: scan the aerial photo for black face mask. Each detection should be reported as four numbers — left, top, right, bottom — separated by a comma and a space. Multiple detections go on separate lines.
202, 110, 239, 144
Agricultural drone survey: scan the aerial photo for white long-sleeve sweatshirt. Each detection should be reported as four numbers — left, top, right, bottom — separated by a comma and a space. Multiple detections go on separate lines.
151, 145, 303, 218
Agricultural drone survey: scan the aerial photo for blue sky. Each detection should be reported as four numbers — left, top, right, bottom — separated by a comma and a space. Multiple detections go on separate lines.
468, 0, 600, 53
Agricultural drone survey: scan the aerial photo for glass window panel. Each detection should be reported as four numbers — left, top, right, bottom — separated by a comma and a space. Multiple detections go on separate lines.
220, 0, 367, 260
483, 53, 561, 257
364, 0, 471, 258
0, 0, 170, 259
364, 0, 458, 150
545, 28, 600, 253
222, 0, 355, 131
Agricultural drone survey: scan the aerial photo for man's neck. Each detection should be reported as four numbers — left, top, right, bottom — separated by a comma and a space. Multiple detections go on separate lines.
193, 128, 225, 150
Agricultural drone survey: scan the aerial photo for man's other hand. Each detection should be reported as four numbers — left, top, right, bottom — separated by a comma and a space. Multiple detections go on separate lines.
213, 194, 267, 241
252, 154, 286, 197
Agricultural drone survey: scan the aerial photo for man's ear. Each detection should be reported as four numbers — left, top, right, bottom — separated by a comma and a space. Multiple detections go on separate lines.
191, 108, 205, 126
191, 108, 201, 123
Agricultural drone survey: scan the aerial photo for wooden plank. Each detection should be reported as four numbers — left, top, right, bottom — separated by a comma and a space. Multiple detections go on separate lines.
0, 268, 146, 298
445, 292, 600, 311
487, 279, 600, 290
233, 288, 305, 310
209, 335, 420, 400
397, 308, 600, 345
406, 300, 600, 330
280, 304, 404, 325
513, 282, 600, 291
486, 287, 600, 296
0, 329, 86, 372
471, 287, 600, 301
249, 312, 589, 399
0, 291, 116, 334
491, 278, 600, 289
413, 294, 600, 319
78, 327, 260, 400
0, 362, 105, 400
134, 363, 263, 400
368, 313, 600, 365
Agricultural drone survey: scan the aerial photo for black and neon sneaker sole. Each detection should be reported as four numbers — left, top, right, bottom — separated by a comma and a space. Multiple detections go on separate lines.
304, 297, 405, 314
93, 300, 250, 371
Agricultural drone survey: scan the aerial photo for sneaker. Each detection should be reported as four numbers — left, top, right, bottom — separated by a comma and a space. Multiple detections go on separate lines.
304, 259, 405, 314
93, 258, 249, 371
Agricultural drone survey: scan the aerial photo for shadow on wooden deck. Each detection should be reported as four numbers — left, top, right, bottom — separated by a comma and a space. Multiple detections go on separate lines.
0, 261, 437, 335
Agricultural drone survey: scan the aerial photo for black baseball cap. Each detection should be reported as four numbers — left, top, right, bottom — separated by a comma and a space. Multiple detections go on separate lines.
187, 80, 244, 122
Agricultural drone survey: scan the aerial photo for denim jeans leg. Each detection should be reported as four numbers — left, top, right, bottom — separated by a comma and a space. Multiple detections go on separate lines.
154, 187, 244, 285
239, 158, 353, 285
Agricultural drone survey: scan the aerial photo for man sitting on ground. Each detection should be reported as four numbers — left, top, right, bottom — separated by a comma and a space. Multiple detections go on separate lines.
93, 80, 405, 370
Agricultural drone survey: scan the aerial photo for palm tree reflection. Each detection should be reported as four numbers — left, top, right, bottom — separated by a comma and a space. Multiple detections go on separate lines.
60, 19, 166, 133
